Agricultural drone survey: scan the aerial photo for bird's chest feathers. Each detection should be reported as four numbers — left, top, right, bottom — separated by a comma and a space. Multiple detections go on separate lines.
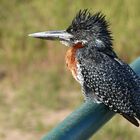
65, 43, 83, 81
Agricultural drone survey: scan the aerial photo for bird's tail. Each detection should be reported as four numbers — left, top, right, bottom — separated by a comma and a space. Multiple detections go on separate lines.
131, 90, 140, 122
122, 114, 139, 127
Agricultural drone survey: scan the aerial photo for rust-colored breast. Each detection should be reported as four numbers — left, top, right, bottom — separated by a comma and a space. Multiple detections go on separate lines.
65, 42, 83, 80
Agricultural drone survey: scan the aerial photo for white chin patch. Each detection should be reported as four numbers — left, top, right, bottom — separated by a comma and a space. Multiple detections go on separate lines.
60, 41, 72, 47
60, 40, 87, 47
74, 40, 87, 45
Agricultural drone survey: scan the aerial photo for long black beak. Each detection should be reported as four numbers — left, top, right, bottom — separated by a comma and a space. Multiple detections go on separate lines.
28, 30, 73, 42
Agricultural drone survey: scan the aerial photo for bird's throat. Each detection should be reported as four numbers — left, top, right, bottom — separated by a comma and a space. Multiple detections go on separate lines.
65, 42, 84, 80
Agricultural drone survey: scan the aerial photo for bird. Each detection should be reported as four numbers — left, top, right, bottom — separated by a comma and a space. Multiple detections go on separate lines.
29, 9, 140, 127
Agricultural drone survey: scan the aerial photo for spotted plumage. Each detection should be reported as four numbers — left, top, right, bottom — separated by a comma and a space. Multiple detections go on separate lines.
29, 9, 140, 127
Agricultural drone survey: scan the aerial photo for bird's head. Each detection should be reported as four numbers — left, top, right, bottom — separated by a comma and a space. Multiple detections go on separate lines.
29, 9, 113, 51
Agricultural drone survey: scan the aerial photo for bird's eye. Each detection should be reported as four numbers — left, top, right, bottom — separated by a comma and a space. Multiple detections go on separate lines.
71, 27, 77, 32
67, 27, 74, 33
70, 28, 74, 32
67, 27, 77, 33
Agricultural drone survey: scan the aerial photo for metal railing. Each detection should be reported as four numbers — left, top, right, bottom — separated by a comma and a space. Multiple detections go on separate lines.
41, 57, 140, 140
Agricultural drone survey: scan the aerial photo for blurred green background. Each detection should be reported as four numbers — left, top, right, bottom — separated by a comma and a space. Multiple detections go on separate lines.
0, 0, 140, 140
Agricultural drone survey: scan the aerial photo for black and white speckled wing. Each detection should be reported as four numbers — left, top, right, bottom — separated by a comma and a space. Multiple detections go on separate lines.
77, 50, 140, 125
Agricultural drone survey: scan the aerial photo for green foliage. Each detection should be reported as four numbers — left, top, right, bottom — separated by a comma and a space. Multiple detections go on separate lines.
0, 0, 140, 140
